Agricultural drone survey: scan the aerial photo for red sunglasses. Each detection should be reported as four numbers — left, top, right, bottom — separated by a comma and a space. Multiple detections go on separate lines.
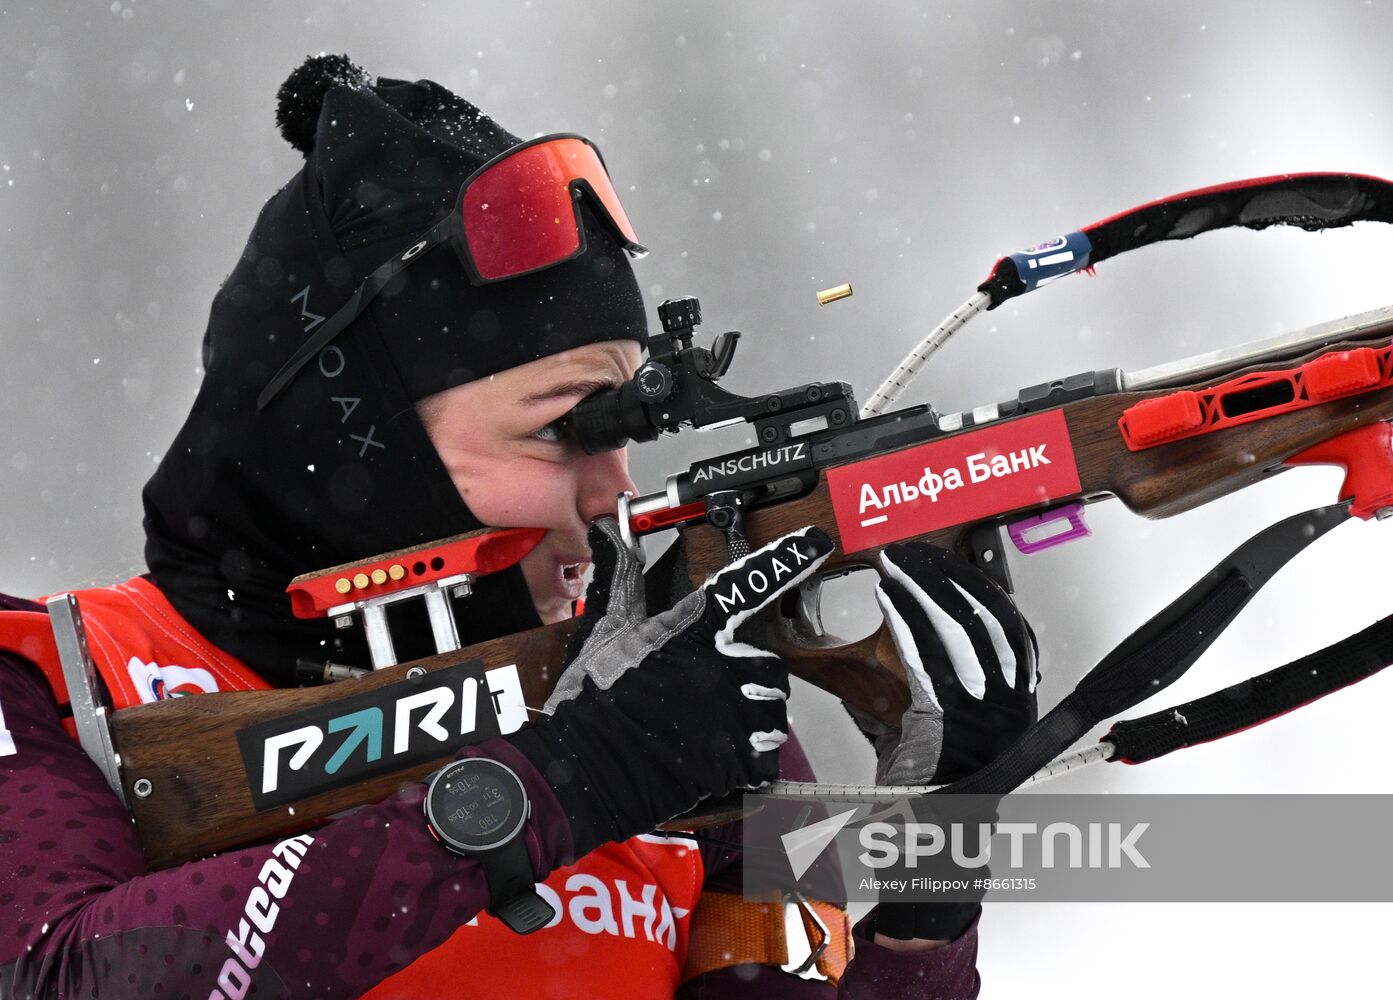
259, 133, 646, 410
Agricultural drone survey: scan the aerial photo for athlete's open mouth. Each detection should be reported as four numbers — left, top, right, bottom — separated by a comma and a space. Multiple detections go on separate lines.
554, 558, 590, 603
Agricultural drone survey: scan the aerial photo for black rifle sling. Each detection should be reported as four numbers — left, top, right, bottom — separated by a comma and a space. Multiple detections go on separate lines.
937, 503, 1352, 796
1104, 611, 1393, 764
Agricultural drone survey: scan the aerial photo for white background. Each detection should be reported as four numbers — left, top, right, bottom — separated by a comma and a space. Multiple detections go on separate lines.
3, 2, 1392, 995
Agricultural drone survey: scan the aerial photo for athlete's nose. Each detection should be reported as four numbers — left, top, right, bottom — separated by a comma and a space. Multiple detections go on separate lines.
576, 447, 637, 525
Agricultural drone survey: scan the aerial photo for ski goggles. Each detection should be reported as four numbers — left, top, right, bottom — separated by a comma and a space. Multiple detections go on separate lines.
259, 133, 646, 410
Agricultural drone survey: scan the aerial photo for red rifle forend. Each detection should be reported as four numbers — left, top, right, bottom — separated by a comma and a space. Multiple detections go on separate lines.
1114, 342, 1393, 520
1119, 346, 1393, 452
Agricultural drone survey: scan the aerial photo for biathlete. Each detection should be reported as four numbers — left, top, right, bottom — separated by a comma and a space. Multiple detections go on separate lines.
0, 56, 1036, 999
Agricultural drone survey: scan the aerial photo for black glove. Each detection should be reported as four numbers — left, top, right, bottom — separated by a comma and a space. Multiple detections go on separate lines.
509, 518, 833, 859
873, 542, 1038, 784
853, 541, 1038, 941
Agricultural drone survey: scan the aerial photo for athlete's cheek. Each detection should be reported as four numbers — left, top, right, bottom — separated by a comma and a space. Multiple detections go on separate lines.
455, 461, 584, 532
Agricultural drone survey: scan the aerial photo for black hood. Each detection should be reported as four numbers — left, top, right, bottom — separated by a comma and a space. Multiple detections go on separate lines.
142, 60, 647, 683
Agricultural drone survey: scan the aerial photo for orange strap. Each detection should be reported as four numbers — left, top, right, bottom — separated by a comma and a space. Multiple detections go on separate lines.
680, 891, 852, 986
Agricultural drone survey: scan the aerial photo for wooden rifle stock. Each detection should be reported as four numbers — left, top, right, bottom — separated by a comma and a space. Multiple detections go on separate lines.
113, 335, 1393, 870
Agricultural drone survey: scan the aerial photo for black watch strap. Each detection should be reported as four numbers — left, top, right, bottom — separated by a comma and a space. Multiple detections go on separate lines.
479, 836, 555, 935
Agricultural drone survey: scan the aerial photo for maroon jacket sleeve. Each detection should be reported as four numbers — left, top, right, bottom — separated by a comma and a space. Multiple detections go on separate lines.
677, 730, 981, 1000
0, 637, 574, 999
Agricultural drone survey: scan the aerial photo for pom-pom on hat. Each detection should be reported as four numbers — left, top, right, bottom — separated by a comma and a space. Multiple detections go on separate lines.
275, 53, 373, 155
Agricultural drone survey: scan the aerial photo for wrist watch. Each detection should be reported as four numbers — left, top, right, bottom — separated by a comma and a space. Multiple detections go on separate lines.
424, 757, 556, 935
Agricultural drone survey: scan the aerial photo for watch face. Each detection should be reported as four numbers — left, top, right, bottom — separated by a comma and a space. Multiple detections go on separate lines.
426, 759, 528, 852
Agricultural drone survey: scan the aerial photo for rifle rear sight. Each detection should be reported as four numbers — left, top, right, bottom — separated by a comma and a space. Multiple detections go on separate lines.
571, 295, 857, 453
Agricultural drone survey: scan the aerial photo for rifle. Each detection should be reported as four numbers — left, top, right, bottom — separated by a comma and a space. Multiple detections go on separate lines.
62, 172, 1393, 870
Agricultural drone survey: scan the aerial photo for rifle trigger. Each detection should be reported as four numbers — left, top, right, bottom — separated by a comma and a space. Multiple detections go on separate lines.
795, 577, 826, 638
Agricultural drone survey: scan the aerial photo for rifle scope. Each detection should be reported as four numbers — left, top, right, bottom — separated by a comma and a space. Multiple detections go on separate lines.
571, 295, 857, 454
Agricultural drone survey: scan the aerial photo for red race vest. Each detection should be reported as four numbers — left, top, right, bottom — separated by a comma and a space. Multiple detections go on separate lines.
363, 834, 701, 1000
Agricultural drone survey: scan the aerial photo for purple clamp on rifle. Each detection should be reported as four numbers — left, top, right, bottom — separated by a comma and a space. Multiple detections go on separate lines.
1007, 501, 1092, 554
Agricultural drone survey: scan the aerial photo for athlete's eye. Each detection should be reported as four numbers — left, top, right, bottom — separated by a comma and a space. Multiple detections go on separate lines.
533, 416, 572, 445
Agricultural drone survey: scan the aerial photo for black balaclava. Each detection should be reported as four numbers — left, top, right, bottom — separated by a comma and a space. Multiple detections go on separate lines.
141, 55, 648, 684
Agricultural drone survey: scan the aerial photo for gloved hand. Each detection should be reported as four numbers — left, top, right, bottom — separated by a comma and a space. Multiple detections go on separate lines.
849, 541, 1038, 942
509, 517, 833, 859
851, 542, 1038, 787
